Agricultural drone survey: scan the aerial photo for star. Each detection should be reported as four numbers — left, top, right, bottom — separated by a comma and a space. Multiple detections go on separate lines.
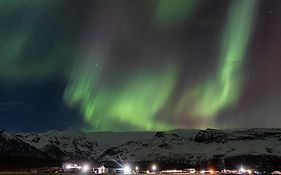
268, 10, 272, 14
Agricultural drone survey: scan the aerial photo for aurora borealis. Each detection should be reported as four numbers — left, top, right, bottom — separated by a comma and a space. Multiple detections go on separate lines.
0, 0, 280, 132
177, 0, 257, 127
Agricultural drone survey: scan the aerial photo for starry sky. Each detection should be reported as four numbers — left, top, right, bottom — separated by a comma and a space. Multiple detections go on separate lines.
0, 0, 280, 132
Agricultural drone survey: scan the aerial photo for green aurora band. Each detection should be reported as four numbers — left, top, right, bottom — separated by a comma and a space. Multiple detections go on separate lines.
64, 63, 178, 131
177, 0, 257, 125
0, 1, 261, 130
64, 0, 258, 130
0, 1, 75, 83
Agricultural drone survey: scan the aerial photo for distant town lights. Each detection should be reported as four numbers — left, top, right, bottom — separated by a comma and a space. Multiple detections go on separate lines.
61, 163, 276, 174
64, 163, 82, 170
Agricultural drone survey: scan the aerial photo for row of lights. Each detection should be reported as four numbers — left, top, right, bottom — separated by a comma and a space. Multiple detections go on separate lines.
65, 163, 253, 174
64, 163, 157, 174
203, 166, 254, 175
125, 165, 252, 174
65, 163, 90, 173
123, 164, 157, 174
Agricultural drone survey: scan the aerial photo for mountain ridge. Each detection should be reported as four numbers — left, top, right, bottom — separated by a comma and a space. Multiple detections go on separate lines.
0, 128, 280, 170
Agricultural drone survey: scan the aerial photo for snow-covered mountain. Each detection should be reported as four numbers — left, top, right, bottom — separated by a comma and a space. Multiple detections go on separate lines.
0, 128, 281, 169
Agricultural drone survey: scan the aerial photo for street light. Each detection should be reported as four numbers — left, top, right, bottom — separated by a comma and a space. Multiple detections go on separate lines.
240, 166, 246, 173
82, 164, 90, 173
66, 164, 71, 169
152, 164, 157, 172
124, 164, 131, 174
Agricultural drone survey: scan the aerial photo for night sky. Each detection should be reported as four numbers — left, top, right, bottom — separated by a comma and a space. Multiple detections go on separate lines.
0, 0, 280, 132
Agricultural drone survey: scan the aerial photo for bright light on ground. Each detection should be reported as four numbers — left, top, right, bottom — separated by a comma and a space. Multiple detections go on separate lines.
66, 164, 71, 169
123, 164, 131, 174
240, 166, 246, 173
82, 164, 90, 172
152, 164, 157, 171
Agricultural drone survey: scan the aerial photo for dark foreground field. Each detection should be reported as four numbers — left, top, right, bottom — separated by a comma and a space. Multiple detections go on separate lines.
0, 174, 192, 175
0, 174, 99, 175
0, 172, 195, 175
